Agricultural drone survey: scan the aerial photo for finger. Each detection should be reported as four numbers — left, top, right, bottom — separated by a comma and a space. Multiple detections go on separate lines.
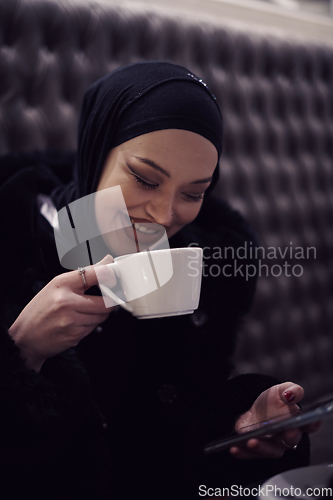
57, 308, 110, 328
277, 382, 304, 406
230, 446, 260, 459
73, 293, 117, 314
280, 428, 302, 448
230, 438, 285, 459
248, 438, 287, 458
230, 428, 304, 459
300, 420, 322, 433
65, 255, 117, 293
238, 434, 298, 459
94, 257, 118, 289
73, 311, 110, 327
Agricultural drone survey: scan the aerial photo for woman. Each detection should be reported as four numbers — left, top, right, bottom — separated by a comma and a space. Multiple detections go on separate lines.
1, 62, 318, 499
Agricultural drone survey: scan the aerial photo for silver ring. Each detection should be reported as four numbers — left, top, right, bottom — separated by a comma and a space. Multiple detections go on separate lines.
282, 439, 297, 450
78, 267, 87, 288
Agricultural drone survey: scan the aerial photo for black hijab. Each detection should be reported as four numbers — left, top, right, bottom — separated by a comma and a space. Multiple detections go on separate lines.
51, 61, 223, 211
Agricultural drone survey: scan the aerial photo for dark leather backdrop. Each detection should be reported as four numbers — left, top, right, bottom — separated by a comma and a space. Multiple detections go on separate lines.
0, 0, 332, 405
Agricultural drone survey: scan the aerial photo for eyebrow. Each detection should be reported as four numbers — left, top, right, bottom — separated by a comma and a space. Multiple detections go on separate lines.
132, 156, 213, 184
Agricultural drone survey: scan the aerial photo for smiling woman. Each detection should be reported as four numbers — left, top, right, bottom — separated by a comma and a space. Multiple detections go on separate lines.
96, 129, 217, 246
0, 61, 317, 500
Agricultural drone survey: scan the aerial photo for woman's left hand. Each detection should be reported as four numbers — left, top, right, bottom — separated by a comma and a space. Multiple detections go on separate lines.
231, 382, 321, 459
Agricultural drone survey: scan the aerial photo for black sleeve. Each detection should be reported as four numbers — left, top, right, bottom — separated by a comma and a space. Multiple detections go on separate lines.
0, 318, 95, 465
0, 317, 116, 499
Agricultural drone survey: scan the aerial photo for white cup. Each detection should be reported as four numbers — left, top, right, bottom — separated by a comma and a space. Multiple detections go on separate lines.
98, 247, 203, 319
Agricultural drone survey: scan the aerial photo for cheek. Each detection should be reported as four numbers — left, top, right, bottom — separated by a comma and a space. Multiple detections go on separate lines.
118, 182, 144, 210
168, 205, 200, 238
177, 203, 202, 225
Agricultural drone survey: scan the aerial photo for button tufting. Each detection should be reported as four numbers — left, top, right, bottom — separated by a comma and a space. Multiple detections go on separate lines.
95, 326, 103, 333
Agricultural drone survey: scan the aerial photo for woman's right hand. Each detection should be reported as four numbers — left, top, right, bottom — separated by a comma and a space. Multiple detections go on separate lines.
8, 255, 117, 373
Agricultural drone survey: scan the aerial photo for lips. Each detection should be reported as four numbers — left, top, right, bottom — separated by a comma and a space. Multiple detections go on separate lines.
133, 222, 160, 235
130, 217, 151, 224
130, 217, 162, 235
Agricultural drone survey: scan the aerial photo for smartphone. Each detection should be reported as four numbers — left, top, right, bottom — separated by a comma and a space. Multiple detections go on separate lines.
203, 397, 333, 456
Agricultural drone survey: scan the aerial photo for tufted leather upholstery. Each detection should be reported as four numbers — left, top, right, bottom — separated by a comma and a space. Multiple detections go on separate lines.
0, 0, 332, 403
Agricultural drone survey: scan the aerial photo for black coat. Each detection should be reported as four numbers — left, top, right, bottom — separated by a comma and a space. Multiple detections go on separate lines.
0, 152, 310, 499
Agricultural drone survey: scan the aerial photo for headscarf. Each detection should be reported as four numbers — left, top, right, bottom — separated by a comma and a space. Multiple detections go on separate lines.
51, 61, 223, 210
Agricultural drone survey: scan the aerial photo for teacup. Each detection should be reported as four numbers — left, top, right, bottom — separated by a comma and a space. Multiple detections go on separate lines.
97, 247, 203, 319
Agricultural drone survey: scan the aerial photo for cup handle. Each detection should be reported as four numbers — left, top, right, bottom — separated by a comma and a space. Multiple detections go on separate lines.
98, 262, 133, 314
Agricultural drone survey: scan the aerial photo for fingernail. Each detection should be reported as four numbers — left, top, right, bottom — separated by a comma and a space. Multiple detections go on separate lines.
103, 254, 113, 261
284, 390, 295, 403
97, 255, 114, 264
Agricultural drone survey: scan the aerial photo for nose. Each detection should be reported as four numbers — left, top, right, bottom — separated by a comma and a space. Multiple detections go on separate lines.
145, 196, 174, 228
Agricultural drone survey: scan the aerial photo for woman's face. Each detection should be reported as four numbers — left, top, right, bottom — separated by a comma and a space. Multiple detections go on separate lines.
95, 129, 217, 256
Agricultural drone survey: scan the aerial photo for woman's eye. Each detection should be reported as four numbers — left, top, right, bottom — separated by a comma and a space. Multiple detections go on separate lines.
129, 169, 203, 202
132, 174, 158, 190
184, 193, 204, 203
